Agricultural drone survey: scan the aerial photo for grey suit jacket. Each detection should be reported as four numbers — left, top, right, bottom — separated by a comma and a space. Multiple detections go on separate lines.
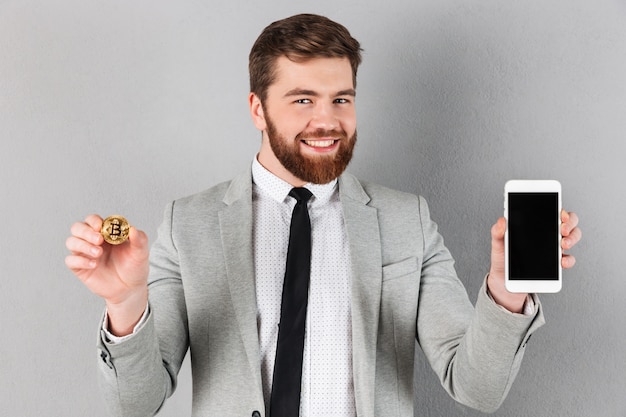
97, 168, 545, 417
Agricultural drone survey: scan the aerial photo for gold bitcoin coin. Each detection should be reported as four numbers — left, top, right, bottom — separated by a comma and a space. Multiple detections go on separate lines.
101, 215, 131, 245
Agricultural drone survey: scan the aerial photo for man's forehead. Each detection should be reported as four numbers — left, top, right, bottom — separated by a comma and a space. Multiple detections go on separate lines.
270, 56, 355, 92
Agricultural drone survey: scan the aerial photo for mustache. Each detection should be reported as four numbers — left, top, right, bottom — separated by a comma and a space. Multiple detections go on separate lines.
295, 129, 348, 141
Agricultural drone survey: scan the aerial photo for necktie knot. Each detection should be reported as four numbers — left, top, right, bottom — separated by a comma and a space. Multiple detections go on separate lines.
289, 187, 313, 204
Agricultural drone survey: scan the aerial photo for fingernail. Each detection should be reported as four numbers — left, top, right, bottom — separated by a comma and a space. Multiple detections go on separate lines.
88, 260, 97, 268
90, 247, 100, 256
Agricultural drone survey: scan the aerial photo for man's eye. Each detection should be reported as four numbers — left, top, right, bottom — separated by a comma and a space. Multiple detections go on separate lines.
335, 98, 350, 104
295, 98, 312, 104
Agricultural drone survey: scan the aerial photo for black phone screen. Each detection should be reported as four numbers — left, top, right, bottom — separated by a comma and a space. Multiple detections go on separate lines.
508, 192, 560, 280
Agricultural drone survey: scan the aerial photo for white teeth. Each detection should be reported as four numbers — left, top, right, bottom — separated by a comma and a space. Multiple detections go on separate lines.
304, 140, 335, 147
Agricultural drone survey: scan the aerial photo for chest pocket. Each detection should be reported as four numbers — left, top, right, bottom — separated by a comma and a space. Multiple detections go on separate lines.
380, 256, 421, 331
382, 256, 419, 281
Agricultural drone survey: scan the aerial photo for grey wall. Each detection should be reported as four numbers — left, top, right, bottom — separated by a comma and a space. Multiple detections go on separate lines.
1, 1, 624, 416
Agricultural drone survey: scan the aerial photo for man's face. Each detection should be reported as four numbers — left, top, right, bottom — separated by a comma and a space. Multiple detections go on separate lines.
252, 56, 357, 185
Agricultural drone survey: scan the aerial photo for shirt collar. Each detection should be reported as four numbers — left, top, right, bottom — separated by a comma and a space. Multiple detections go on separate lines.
252, 156, 338, 205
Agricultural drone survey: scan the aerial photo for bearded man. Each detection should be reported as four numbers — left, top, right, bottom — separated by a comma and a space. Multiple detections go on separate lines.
65, 13, 581, 417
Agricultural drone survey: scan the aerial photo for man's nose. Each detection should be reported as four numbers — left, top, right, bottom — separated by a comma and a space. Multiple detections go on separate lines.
309, 102, 338, 131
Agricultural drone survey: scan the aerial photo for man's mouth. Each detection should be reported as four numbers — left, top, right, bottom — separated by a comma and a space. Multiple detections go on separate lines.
302, 139, 337, 148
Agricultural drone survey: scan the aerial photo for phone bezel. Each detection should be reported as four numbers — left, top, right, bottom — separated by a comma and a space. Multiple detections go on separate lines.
504, 180, 562, 293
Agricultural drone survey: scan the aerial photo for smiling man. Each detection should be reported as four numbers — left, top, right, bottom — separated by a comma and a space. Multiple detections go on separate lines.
65, 13, 581, 417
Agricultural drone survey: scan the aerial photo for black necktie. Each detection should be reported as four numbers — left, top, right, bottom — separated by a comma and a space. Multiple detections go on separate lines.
270, 187, 313, 417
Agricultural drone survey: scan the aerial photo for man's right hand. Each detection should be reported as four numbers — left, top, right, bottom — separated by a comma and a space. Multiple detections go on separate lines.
65, 214, 150, 337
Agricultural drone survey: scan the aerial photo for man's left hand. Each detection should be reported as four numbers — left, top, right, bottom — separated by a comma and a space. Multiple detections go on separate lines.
487, 210, 581, 313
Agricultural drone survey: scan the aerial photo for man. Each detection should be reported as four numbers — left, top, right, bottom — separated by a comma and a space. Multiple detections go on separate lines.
65, 14, 581, 417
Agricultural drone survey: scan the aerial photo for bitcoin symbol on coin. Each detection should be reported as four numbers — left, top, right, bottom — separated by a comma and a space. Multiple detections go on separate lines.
101, 215, 130, 245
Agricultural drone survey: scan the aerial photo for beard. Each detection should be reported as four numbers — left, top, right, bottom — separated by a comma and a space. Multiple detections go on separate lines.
265, 114, 357, 185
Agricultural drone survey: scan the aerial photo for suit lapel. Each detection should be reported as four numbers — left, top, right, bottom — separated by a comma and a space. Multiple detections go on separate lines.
218, 169, 263, 393
339, 174, 382, 417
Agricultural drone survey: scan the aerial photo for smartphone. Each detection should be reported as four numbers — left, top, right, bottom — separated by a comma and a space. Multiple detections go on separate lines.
504, 180, 562, 293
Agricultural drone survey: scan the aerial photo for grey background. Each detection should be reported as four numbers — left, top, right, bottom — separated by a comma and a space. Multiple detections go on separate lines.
1, 0, 624, 416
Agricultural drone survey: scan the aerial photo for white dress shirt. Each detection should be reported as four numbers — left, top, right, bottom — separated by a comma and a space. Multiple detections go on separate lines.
252, 157, 355, 417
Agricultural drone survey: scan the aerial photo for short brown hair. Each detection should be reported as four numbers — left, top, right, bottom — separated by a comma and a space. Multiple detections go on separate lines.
249, 14, 362, 102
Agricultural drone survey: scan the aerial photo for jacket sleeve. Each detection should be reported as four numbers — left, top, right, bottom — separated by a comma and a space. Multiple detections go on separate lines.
96, 201, 189, 417
415, 196, 545, 413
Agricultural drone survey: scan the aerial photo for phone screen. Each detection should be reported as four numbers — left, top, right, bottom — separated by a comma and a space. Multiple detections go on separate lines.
508, 192, 560, 280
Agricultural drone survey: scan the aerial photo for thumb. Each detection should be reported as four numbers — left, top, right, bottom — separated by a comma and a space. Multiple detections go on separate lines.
128, 226, 148, 250
126, 226, 150, 262
490, 217, 506, 278
491, 217, 506, 242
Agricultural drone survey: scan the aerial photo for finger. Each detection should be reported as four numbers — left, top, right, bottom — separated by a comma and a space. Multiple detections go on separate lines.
66, 235, 102, 258
70, 220, 103, 246
65, 254, 97, 271
561, 211, 579, 236
562, 254, 576, 269
84, 214, 104, 231
562, 227, 582, 250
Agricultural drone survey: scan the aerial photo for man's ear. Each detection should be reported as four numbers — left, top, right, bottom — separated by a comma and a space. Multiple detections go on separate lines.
249, 92, 267, 131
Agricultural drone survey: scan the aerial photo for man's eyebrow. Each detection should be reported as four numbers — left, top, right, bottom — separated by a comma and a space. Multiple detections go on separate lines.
284, 89, 317, 97
336, 89, 356, 97
283, 88, 356, 98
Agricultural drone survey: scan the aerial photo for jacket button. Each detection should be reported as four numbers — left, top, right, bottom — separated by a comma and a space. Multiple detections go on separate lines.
99, 350, 113, 370
252, 411, 261, 417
